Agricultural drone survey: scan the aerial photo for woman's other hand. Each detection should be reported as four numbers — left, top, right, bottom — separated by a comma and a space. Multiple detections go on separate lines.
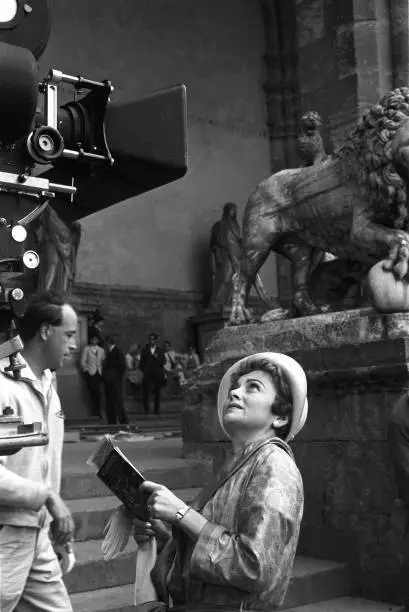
132, 517, 156, 544
132, 515, 172, 545
141, 481, 186, 524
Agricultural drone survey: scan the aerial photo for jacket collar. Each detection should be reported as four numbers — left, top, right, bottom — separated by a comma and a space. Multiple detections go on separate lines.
0, 354, 54, 398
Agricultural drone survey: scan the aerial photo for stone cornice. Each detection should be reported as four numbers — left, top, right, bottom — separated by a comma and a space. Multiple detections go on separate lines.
72, 281, 204, 307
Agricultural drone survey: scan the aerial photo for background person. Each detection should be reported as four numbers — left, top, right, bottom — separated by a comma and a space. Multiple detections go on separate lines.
163, 340, 179, 374
0, 291, 77, 612
139, 333, 166, 415
132, 352, 307, 612
80, 334, 105, 418
181, 344, 200, 371
125, 343, 143, 395
103, 336, 128, 425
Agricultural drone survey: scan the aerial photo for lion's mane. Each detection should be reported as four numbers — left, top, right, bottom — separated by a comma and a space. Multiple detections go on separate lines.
335, 87, 409, 230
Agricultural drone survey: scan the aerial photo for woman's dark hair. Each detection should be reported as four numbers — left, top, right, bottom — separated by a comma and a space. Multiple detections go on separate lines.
230, 357, 292, 440
18, 290, 66, 342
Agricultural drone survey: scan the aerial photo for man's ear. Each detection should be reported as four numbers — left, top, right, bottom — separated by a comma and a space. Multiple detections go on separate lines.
271, 414, 289, 429
39, 323, 51, 341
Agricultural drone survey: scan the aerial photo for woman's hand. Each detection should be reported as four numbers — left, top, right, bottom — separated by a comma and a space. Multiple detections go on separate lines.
140, 481, 186, 524
132, 516, 156, 544
132, 515, 172, 545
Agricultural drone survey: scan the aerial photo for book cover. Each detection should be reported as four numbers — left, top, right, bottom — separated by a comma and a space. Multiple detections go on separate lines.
89, 436, 149, 520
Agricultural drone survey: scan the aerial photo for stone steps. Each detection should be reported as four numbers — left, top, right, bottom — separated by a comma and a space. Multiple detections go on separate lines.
69, 589, 405, 612
283, 598, 404, 611
68, 487, 199, 542
125, 396, 184, 415
68, 556, 350, 610
61, 438, 211, 501
67, 414, 182, 437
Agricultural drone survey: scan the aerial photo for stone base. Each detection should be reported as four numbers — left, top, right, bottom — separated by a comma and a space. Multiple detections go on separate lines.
182, 308, 409, 604
188, 309, 230, 362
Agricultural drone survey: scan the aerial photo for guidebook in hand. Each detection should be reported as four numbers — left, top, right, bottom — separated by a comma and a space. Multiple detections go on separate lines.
87, 435, 149, 521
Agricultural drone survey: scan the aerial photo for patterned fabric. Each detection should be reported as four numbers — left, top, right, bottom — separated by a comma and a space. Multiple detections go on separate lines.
151, 434, 304, 611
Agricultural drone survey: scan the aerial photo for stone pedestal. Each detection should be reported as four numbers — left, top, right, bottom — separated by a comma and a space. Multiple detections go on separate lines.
182, 307, 409, 604
188, 309, 231, 362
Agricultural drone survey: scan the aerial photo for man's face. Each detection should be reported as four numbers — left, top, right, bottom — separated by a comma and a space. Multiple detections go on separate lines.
164, 341, 171, 352
43, 304, 78, 371
90, 336, 99, 346
149, 335, 157, 346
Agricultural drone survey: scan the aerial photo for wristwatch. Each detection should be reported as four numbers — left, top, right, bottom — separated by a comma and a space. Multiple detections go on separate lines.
175, 504, 190, 522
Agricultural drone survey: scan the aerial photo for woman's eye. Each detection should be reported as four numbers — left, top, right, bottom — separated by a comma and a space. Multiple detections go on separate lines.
248, 382, 260, 390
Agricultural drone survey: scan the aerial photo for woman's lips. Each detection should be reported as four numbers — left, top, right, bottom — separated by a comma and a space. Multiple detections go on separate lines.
225, 402, 243, 412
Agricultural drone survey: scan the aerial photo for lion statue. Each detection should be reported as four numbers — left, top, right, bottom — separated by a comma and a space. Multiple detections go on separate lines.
229, 87, 409, 325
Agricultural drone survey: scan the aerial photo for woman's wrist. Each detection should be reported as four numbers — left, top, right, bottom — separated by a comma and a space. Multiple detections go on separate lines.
176, 506, 208, 541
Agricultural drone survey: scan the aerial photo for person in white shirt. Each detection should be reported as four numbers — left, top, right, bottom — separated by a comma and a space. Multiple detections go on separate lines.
80, 335, 105, 417
0, 290, 77, 612
163, 340, 178, 373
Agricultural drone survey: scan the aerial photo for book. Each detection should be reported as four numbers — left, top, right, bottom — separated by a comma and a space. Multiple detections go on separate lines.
87, 435, 148, 520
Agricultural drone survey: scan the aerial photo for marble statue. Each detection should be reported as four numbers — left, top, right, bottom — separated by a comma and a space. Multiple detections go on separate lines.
297, 111, 328, 167
208, 202, 241, 309
229, 88, 409, 325
32, 205, 82, 294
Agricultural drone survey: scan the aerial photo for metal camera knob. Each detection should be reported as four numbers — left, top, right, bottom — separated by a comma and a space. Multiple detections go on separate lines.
27, 126, 64, 164
22, 250, 39, 270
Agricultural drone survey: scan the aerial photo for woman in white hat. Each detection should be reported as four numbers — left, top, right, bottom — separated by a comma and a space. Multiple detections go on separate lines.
133, 352, 308, 612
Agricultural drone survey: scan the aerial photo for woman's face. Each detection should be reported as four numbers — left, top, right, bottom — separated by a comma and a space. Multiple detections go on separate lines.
223, 369, 277, 434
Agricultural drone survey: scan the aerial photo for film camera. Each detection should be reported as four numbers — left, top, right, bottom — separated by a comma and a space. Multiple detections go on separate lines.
0, 0, 187, 452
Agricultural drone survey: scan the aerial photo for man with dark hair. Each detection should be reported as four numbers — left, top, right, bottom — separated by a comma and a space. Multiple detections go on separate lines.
140, 332, 166, 415
0, 290, 77, 612
102, 336, 127, 425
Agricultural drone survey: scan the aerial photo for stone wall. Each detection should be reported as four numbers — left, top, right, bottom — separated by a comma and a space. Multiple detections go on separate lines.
295, 0, 392, 146
38, 0, 276, 299
71, 281, 203, 353
291, 340, 407, 603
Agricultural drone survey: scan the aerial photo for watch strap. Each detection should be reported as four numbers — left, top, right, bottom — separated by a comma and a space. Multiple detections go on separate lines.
175, 505, 190, 522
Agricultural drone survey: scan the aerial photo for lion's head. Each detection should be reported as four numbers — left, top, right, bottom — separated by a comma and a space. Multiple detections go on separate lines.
336, 88, 409, 230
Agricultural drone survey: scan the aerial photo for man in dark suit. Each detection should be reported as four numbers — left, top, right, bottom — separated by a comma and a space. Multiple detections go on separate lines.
102, 336, 128, 425
139, 332, 166, 415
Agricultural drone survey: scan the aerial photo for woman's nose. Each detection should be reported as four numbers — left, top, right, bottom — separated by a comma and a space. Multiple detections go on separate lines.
229, 386, 241, 400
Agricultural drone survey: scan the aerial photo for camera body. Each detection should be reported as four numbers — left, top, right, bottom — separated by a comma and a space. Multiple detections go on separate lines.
0, 0, 187, 451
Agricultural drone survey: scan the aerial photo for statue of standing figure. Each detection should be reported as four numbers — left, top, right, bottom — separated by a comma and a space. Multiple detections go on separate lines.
208, 202, 241, 310
31, 205, 82, 294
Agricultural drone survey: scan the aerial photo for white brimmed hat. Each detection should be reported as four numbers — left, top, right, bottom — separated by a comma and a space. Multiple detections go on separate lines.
217, 352, 308, 442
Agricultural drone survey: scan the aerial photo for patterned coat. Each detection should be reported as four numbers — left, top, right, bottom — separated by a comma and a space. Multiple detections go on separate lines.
151, 434, 304, 611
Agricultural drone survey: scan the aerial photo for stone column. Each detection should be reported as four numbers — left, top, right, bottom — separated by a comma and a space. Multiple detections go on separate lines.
260, 0, 300, 305
389, 0, 409, 88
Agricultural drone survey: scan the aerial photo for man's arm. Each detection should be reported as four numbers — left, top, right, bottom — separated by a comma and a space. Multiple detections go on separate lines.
0, 459, 48, 511
80, 346, 88, 371
139, 348, 147, 371
117, 350, 127, 375
157, 348, 166, 367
